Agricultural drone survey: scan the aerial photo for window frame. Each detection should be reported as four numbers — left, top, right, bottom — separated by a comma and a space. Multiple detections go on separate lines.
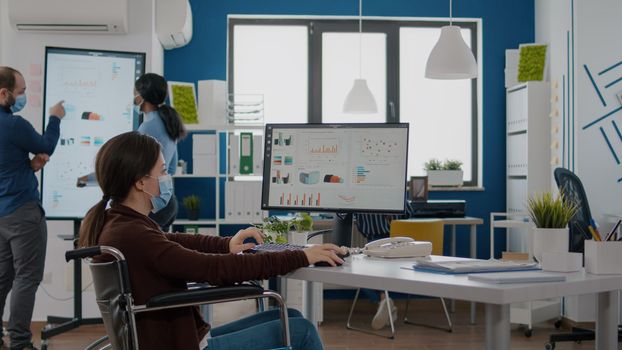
228, 16, 480, 186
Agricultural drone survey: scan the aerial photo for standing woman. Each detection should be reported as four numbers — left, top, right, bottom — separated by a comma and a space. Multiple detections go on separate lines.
132, 73, 186, 231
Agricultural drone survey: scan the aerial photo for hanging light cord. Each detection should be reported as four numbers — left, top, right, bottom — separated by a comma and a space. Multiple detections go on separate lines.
358, 0, 363, 78
449, 0, 453, 26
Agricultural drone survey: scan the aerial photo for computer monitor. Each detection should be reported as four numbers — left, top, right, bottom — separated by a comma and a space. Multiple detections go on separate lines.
261, 123, 409, 246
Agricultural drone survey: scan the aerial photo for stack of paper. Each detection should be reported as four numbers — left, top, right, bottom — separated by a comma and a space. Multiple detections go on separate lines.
414, 259, 539, 274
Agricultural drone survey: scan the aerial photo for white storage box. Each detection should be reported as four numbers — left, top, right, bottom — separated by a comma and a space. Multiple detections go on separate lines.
541, 252, 582, 272
585, 240, 622, 275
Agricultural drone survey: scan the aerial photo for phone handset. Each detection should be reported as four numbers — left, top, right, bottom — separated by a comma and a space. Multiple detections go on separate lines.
364, 236, 415, 249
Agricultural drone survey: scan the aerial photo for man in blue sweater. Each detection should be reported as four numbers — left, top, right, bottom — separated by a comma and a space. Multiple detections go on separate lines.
0, 66, 65, 350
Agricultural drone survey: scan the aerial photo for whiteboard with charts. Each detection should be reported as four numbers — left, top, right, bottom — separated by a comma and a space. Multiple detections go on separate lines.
40, 47, 145, 219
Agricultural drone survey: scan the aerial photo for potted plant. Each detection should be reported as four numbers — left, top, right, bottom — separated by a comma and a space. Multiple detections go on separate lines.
254, 213, 314, 245
288, 213, 314, 245
254, 216, 290, 244
527, 191, 578, 263
183, 195, 201, 220
425, 159, 464, 187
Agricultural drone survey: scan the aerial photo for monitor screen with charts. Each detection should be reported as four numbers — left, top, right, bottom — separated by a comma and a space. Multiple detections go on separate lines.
41, 47, 145, 219
261, 123, 409, 213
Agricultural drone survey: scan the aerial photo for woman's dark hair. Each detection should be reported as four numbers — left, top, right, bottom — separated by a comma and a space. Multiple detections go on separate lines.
135, 73, 187, 141
79, 132, 161, 247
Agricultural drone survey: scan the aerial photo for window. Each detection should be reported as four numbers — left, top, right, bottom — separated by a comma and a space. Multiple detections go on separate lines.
231, 24, 308, 124
399, 27, 475, 182
321, 32, 387, 123
229, 17, 479, 186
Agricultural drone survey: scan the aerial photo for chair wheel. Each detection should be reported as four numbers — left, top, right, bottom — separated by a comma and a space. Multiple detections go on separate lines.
554, 320, 562, 329
544, 342, 555, 350
524, 328, 533, 337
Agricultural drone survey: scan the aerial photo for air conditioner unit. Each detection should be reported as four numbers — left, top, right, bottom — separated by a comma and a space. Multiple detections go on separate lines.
156, 0, 193, 49
8, 0, 128, 34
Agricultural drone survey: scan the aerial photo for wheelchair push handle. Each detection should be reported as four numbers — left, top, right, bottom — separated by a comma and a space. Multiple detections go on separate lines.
65, 246, 102, 262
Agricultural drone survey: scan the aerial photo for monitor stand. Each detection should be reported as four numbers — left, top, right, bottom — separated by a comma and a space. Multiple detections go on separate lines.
331, 213, 353, 247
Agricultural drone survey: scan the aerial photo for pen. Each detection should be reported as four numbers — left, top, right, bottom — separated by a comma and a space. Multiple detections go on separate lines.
590, 218, 602, 239
588, 225, 601, 241
606, 219, 622, 241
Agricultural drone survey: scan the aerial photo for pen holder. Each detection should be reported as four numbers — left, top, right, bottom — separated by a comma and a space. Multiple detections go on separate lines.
585, 240, 622, 275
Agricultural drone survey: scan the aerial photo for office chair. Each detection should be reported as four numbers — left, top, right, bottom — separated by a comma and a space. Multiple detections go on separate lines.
545, 167, 622, 350
389, 219, 452, 331
346, 218, 452, 339
65, 246, 292, 350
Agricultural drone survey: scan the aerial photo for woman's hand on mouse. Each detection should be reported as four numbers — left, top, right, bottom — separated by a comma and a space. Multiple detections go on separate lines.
303, 244, 347, 267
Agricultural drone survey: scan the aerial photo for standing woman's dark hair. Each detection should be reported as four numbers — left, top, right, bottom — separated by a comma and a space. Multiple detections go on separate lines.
79, 132, 161, 247
135, 73, 187, 141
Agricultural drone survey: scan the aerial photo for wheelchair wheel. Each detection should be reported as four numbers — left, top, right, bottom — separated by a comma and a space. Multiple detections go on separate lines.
544, 342, 555, 350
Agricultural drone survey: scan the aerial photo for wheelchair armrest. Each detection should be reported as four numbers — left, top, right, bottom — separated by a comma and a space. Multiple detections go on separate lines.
146, 284, 264, 308
65, 246, 102, 262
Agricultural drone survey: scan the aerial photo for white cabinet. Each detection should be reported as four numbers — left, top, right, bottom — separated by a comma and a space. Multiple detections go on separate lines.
505, 82, 559, 335
506, 82, 550, 239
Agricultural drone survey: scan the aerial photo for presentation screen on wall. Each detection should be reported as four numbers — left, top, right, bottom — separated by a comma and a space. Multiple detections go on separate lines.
262, 123, 409, 213
41, 47, 145, 219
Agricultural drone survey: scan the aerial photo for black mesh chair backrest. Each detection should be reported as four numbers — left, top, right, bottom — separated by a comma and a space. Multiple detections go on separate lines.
554, 167, 593, 253
89, 261, 133, 350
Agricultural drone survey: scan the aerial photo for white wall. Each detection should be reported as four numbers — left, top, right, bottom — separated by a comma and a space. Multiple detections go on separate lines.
536, 0, 622, 322
575, 0, 622, 225
537, 0, 622, 227
0, 0, 163, 321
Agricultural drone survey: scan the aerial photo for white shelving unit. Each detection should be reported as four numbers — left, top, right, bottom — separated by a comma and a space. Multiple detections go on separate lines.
504, 82, 560, 337
506, 82, 550, 249
172, 127, 265, 233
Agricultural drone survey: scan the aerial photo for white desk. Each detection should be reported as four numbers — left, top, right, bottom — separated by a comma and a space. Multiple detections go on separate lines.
398, 217, 484, 323
287, 255, 622, 349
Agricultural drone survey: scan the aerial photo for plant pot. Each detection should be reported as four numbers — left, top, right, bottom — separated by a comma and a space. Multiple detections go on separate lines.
187, 209, 199, 221
426, 170, 463, 187
532, 227, 569, 263
287, 231, 309, 245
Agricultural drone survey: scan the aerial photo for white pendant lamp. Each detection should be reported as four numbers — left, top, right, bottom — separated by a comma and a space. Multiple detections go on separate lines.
425, 0, 477, 79
343, 0, 378, 113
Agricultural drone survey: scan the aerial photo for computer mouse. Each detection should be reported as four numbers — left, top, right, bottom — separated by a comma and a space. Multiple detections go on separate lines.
313, 251, 350, 267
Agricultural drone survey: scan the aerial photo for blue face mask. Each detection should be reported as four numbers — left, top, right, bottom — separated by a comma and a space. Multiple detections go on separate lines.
144, 174, 173, 213
10, 93, 27, 113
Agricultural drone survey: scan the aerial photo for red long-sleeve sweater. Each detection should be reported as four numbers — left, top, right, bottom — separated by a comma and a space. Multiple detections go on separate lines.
95, 203, 309, 349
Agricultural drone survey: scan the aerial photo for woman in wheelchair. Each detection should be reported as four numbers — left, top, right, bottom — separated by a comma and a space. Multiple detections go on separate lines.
78, 132, 345, 350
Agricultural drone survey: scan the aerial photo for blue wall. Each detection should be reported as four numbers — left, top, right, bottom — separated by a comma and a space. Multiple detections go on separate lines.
164, 0, 535, 258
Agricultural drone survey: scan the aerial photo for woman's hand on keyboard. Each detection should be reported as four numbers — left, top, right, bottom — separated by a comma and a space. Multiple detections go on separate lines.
229, 227, 265, 254
303, 244, 347, 267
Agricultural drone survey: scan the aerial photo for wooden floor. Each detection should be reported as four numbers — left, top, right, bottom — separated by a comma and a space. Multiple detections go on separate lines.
21, 299, 601, 349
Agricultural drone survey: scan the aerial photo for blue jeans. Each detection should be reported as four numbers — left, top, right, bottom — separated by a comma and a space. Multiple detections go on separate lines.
206, 308, 323, 350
